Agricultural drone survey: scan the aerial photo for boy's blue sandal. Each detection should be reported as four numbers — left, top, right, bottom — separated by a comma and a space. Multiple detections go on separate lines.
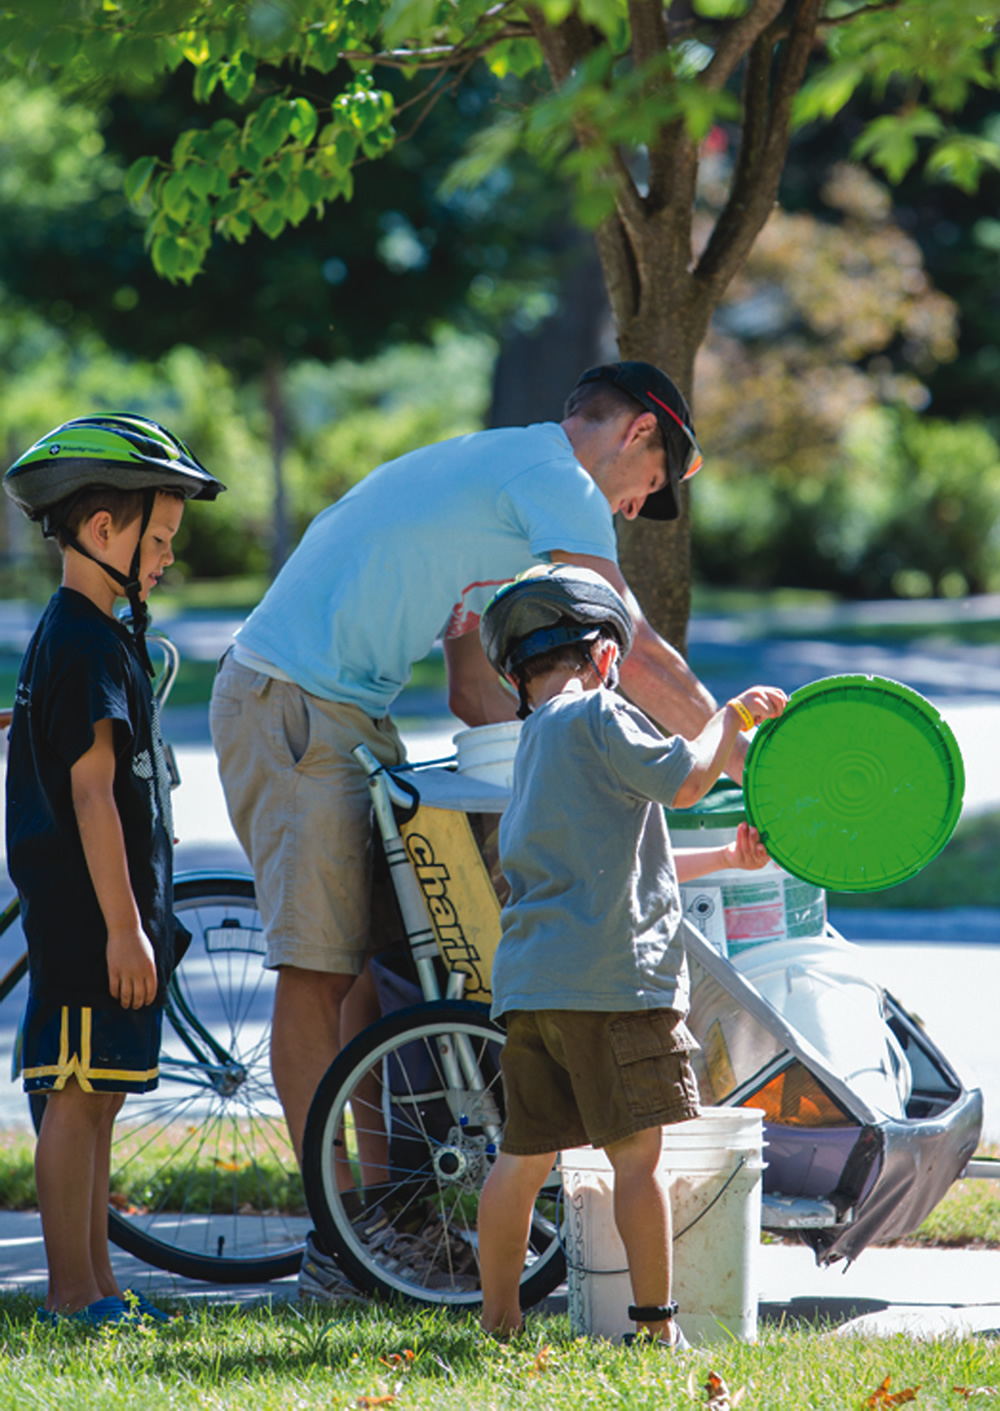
35, 1296, 132, 1327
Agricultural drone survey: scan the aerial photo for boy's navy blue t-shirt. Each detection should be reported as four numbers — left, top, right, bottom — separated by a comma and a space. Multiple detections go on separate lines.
6, 587, 182, 1008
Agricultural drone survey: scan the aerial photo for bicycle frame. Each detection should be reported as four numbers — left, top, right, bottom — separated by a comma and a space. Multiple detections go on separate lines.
353, 743, 503, 1143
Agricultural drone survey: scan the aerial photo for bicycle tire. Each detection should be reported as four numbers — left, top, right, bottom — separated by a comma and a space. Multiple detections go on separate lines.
302, 1000, 566, 1308
103, 873, 304, 1282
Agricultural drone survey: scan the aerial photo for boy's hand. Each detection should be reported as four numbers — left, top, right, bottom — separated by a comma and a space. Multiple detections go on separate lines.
107, 927, 158, 1009
723, 822, 770, 871
730, 685, 787, 729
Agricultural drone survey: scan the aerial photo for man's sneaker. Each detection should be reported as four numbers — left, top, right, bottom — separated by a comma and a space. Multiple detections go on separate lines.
356, 1206, 479, 1291
409, 1213, 479, 1288
298, 1231, 368, 1306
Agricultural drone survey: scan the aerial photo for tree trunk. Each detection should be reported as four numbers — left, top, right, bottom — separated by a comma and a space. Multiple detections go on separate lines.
489, 230, 615, 428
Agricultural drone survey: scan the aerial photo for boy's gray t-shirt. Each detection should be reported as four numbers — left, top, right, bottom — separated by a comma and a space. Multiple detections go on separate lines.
492, 688, 697, 1021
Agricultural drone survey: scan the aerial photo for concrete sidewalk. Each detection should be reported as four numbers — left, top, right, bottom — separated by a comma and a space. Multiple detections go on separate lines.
1, 1208, 998, 1338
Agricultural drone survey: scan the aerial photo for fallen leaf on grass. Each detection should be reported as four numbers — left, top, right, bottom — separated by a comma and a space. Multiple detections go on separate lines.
525, 1344, 554, 1377
687, 1369, 746, 1409
953, 1391, 1000, 1401
866, 1374, 920, 1407
357, 1397, 395, 1409
379, 1350, 415, 1369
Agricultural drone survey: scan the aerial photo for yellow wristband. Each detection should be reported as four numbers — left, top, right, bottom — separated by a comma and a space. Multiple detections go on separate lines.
728, 698, 755, 732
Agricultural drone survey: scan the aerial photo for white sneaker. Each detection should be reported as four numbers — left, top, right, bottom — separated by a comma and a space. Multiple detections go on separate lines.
297, 1231, 368, 1305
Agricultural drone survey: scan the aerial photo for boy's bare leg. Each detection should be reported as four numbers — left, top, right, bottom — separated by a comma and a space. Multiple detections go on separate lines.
605, 1126, 677, 1344
91, 1093, 126, 1299
478, 1149, 557, 1334
35, 1082, 121, 1312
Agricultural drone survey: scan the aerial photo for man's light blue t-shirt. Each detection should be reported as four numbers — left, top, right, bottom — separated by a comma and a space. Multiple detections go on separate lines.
235, 423, 617, 715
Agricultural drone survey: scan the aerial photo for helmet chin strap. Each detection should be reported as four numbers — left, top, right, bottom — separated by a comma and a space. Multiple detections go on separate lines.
64, 489, 156, 677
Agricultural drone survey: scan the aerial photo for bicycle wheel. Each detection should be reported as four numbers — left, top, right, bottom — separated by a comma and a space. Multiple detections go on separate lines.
302, 1000, 565, 1308
106, 873, 305, 1282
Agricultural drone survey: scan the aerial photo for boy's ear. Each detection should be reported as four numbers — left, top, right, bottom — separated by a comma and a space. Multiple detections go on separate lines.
85, 509, 115, 549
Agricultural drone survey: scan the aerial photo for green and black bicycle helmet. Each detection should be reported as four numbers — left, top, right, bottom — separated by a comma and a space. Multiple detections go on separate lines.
480, 565, 634, 718
4, 413, 225, 673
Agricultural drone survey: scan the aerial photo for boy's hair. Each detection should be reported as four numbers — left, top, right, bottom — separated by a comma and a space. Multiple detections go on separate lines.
562, 381, 665, 453
51, 485, 182, 550
515, 631, 617, 686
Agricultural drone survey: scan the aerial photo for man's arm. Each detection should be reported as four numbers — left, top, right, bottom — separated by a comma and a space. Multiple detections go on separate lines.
443, 630, 520, 728
71, 717, 158, 1009
548, 550, 750, 781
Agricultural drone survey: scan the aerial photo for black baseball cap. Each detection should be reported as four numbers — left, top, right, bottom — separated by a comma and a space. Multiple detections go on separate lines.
573, 361, 703, 520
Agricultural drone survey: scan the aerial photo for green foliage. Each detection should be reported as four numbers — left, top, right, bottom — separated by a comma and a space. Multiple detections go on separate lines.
4, 0, 998, 282
284, 328, 496, 513
0, 311, 495, 588
694, 405, 1000, 599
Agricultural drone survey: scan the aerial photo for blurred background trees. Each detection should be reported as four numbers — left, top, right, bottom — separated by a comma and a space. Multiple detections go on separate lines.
0, 2, 999, 615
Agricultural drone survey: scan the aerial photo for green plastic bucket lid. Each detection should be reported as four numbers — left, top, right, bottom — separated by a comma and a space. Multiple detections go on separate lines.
743, 674, 964, 893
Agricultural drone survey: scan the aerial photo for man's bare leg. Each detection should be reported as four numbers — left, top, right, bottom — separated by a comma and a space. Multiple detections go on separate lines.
271, 965, 355, 1165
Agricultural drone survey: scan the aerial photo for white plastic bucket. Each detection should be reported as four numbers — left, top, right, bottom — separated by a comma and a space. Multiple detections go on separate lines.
731, 935, 912, 1119
453, 721, 522, 789
671, 822, 827, 959
560, 1107, 764, 1346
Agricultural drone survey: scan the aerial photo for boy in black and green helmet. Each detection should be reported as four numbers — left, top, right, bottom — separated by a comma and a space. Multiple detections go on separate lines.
3, 415, 223, 1325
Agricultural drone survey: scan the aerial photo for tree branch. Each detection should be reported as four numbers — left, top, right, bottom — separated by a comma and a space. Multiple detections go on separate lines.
337, 25, 533, 71
628, 0, 668, 71
693, 0, 823, 310
701, 0, 787, 91
525, 4, 647, 323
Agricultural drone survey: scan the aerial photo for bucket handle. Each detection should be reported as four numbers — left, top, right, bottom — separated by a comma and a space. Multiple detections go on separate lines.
558, 1154, 749, 1275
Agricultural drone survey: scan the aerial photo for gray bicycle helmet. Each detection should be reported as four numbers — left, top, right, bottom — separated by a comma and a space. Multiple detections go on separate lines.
480, 565, 634, 718
4, 413, 225, 674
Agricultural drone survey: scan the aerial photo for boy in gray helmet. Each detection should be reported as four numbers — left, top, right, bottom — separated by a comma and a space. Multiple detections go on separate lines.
476, 564, 786, 1346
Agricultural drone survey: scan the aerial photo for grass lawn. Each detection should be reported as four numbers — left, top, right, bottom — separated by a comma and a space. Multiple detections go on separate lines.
1, 1295, 999, 1410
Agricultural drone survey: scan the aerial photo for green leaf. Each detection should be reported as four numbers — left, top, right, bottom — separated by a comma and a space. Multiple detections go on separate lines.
853, 110, 946, 184
264, 167, 287, 201
218, 210, 254, 242
288, 97, 318, 146
484, 38, 544, 81
926, 134, 1000, 194
381, 0, 439, 49
793, 62, 865, 127
160, 170, 192, 219
124, 156, 157, 205
252, 200, 287, 238
38, 27, 77, 66
578, 0, 627, 45
298, 168, 324, 203
192, 61, 223, 103
286, 187, 311, 224
151, 234, 183, 281
185, 162, 219, 199
335, 129, 359, 167
692, 0, 750, 14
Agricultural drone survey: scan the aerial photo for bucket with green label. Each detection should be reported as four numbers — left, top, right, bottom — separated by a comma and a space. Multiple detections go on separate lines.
666, 782, 826, 959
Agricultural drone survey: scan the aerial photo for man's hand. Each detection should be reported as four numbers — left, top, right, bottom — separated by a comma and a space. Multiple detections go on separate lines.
107, 927, 158, 1009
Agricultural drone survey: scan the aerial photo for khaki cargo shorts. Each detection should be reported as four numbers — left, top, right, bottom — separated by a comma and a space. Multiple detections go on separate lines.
209, 652, 406, 975
499, 1007, 701, 1154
